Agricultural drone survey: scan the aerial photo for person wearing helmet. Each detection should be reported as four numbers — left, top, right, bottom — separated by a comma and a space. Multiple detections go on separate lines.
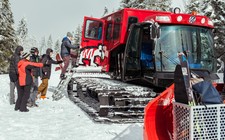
27, 47, 41, 107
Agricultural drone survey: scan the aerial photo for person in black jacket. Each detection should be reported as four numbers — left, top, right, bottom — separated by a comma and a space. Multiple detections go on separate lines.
60, 32, 79, 79
38, 48, 63, 99
8, 45, 24, 105
27, 47, 40, 107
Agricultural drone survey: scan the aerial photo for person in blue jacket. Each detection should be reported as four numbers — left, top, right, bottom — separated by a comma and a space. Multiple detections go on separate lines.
60, 32, 79, 79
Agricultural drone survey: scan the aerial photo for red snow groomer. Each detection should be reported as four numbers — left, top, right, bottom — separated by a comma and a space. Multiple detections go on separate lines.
67, 7, 220, 125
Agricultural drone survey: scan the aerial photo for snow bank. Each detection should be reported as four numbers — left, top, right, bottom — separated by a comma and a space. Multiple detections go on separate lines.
0, 70, 143, 140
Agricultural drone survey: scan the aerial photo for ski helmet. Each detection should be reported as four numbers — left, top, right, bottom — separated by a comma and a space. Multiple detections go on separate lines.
30, 47, 39, 55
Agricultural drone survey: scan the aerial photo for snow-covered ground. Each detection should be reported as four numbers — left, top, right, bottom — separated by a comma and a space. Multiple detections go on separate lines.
0, 69, 143, 140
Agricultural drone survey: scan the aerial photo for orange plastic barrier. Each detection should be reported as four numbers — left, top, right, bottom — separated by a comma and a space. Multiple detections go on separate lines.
144, 84, 174, 140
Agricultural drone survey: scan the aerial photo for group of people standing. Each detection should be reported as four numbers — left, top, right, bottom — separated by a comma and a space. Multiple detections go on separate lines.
8, 32, 78, 112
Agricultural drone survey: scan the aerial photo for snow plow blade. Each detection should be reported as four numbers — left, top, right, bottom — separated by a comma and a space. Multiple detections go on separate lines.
144, 84, 174, 140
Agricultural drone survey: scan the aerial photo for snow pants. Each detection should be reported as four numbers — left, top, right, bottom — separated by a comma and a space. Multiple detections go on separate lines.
29, 77, 39, 103
15, 85, 31, 111
38, 78, 49, 97
9, 74, 19, 105
9, 81, 17, 105
61, 55, 71, 75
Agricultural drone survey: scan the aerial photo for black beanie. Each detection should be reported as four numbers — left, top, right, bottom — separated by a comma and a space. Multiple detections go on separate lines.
46, 48, 53, 55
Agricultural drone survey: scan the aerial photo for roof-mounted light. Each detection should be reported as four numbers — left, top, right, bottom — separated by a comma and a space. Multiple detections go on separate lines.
177, 16, 183, 22
155, 16, 171, 23
201, 18, 206, 24
174, 7, 181, 14
208, 19, 214, 26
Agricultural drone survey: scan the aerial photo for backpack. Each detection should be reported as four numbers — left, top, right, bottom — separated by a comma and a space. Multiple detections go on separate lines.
192, 81, 223, 105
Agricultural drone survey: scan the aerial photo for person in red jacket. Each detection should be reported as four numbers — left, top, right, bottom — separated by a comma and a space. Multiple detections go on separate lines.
15, 52, 43, 112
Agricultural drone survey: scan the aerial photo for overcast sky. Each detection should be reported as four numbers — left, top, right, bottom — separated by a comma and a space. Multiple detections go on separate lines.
10, 0, 121, 42
10, 0, 185, 42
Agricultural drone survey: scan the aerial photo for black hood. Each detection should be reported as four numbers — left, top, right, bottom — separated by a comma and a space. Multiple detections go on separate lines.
46, 48, 53, 55
15, 46, 23, 55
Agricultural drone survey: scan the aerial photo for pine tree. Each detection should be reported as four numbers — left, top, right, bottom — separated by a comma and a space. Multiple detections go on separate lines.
54, 39, 60, 55
39, 37, 46, 55
120, 0, 172, 11
157, 0, 172, 11
145, 0, 172, 11
16, 17, 28, 47
210, 0, 225, 50
28, 35, 39, 51
16, 17, 41, 52
0, 0, 17, 73
102, 6, 109, 17
199, 0, 212, 16
47, 35, 53, 49
198, 0, 225, 58
185, 0, 201, 14
120, 0, 144, 9
185, 0, 225, 67
74, 25, 82, 45
120, 0, 129, 8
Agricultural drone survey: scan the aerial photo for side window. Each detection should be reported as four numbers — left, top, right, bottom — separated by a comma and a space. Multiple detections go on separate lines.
85, 20, 103, 40
127, 25, 141, 58
113, 17, 121, 40
141, 27, 154, 69
113, 23, 121, 39
125, 25, 141, 70
106, 23, 112, 40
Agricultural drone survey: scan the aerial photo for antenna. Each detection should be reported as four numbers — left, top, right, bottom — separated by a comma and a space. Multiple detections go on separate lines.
102, 6, 108, 17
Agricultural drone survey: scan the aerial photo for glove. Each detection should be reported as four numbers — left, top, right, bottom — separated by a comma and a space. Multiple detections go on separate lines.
57, 60, 63, 64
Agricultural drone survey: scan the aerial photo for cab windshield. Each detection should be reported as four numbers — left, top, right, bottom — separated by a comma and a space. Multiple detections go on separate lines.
155, 25, 215, 72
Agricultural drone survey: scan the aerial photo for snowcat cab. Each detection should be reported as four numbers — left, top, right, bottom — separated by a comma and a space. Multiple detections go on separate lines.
123, 20, 217, 90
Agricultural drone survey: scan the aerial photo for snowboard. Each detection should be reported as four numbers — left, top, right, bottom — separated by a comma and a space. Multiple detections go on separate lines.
55, 53, 63, 71
177, 53, 196, 106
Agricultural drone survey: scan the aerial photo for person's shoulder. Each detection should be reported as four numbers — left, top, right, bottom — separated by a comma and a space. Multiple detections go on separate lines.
62, 37, 69, 42
18, 59, 27, 65
13, 53, 20, 58
12, 54, 21, 61
41, 54, 47, 57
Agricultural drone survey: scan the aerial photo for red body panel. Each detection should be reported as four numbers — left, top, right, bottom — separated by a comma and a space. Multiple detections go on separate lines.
80, 8, 213, 72
144, 84, 174, 140
101, 8, 213, 51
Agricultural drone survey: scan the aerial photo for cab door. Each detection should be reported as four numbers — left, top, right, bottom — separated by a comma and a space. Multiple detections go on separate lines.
122, 24, 142, 82
80, 17, 106, 66
81, 16, 105, 48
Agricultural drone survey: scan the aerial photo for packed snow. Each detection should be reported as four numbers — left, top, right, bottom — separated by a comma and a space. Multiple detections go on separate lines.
0, 68, 143, 140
